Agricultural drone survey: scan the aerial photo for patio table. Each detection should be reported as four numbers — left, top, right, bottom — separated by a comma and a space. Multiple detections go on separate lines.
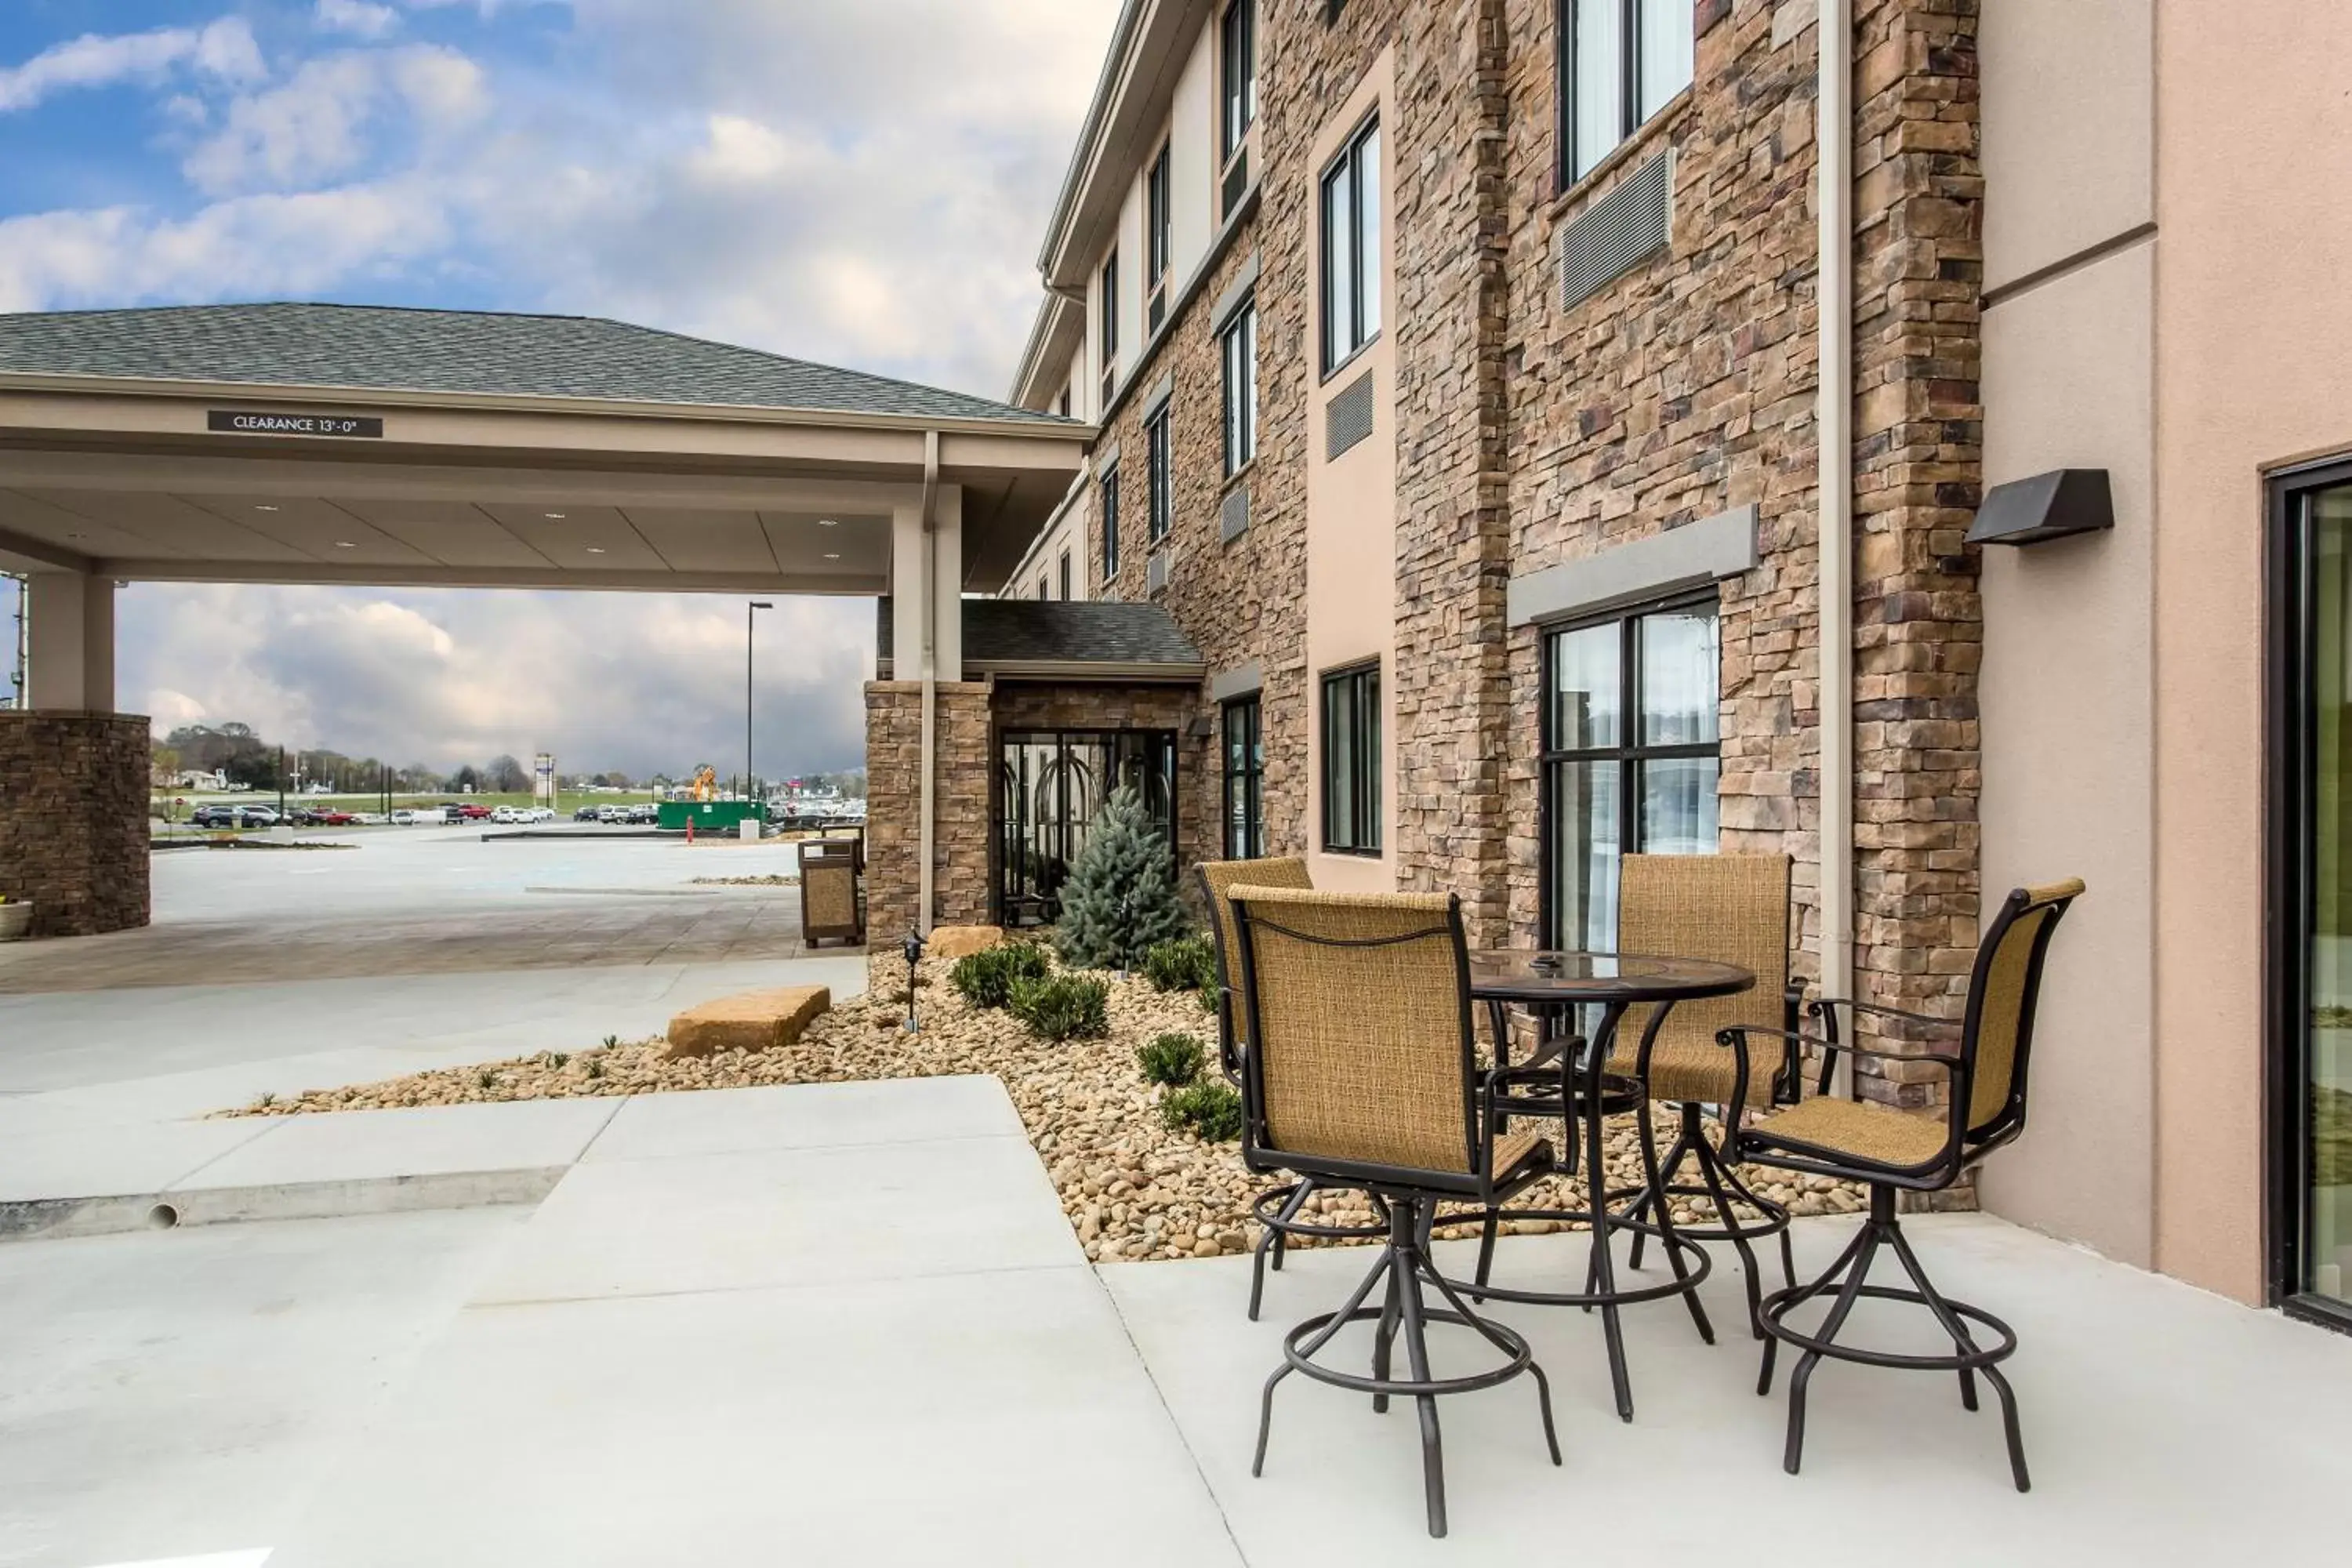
1462, 949, 1755, 1422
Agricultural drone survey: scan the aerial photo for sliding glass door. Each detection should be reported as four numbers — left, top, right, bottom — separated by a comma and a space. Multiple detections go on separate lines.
2274, 465, 2352, 1320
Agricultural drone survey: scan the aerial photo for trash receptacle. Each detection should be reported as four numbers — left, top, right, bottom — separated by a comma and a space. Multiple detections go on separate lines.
799, 834, 865, 946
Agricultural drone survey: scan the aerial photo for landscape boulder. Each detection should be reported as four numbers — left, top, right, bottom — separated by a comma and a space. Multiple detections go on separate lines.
925, 924, 1005, 961
662, 985, 831, 1059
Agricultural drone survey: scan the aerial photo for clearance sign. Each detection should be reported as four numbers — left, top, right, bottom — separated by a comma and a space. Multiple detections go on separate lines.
206, 410, 385, 438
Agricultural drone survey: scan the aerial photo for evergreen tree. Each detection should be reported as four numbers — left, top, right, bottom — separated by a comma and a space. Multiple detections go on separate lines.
1056, 785, 1187, 971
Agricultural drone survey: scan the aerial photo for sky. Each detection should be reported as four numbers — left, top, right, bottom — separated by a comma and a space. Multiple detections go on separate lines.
0, 0, 1115, 779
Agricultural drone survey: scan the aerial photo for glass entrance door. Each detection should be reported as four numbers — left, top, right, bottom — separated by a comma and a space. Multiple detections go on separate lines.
996, 729, 1176, 927
2278, 470, 2352, 1317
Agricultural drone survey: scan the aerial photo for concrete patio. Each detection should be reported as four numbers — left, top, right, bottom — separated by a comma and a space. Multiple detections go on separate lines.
0, 1073, 2346, 1568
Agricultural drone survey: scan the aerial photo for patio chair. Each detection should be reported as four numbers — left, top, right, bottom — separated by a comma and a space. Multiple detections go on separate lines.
1719, 878, 2085, 1493
1228, 884, 1561, 1538
1591, 853, 1802, 1337
1197, 858, 1388, 1319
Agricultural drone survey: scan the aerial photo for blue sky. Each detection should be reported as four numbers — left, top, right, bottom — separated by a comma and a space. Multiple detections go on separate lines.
0, 1, 1113, 776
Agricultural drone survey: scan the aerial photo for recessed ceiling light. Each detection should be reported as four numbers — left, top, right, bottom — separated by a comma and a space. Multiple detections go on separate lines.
543, 512, 567, 520
816, 517, 839, 527
334, 541, 356, 549
254, 504, 280, 513
67, 532, 87, 540
823, 552, 840, 560
585, 546, 606, 554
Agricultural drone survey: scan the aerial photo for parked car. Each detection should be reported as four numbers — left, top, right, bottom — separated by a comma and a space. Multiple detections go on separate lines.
453, 803, 493, 821
490, 806, 524, 825
390, 808, 420, 826
316, 810, 359, 826
627, 804, 659, 824
231, 805, 280, 828
596, 805, 629, 823
529, 806, 556, 822
190, 804, 239, 828
574, 805, 602, 822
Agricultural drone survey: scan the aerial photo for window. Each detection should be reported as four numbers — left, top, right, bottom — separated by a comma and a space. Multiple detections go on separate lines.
1540, 594, 1719, 951
1319, 117, 1381, 375
1222, 694, 1264, 858
1036, 576, 1049, 601
1145, 404, 1172, 543
1058, 550, 1073, 601
1098, 462, 1120, 579
1320, 662, 1381, 854
1559, 0, 1694, 184
1146, 143, 1172, 295
1221, 296, 1258, 476
1098, 250, 1119, 404
1058, 387, 1071, 419
1220, 1, 1257, 162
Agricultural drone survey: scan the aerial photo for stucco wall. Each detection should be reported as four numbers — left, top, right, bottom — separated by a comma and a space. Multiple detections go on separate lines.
1977, 245, 2156, 1267
2151, 0, 2352, 1303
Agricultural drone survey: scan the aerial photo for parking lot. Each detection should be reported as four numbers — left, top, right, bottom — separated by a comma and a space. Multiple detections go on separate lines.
0, 825, 825, 995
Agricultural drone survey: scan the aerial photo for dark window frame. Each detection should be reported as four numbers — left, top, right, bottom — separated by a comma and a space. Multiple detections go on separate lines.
1555, 0, 1693, 191
1098, 461, 1120, 581
2263, 453, 2352, 1334
1537, 588, 1722, 952
1319, 659, 1382, 855
1145, 403, 1173, 543
1319, 114, 1381, 378
1221, 693, 1264, 859
1147, 142, 1173, 290
1221, 294, 1258, 477
1059, 549, 1073, 602
1098, 249, 1119, 404
1220, 0, 1257, 163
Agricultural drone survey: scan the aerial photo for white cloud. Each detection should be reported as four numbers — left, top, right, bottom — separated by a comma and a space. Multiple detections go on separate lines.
0, 183, 450, 313
184, 54, 386, 194
122, 583, 874, 778
0, 17, 262, 114
389, 45, 488, 129
318, 1, 403, 41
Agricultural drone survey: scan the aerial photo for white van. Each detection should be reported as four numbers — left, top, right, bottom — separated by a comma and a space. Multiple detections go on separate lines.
390, 808, 448, 826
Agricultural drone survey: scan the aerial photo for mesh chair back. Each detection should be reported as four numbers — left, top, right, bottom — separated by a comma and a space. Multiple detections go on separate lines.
1230, 887, 1478, 1174
1197, 858, 1312, 1071
1962, 879, 2085, 1143
1619, 853, 1793, 1102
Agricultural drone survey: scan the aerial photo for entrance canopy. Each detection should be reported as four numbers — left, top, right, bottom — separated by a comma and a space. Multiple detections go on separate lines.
0, 303, 1091, 599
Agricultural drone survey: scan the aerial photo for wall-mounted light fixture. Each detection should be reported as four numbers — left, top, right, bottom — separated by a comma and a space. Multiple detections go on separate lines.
1966, 468, 2114, 547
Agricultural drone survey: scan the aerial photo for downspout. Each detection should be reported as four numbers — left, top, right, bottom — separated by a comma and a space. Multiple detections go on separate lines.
1818, 0, 1857, 1025
918, 430, 942, 935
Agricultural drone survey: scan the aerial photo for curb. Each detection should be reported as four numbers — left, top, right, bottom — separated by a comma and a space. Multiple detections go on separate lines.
0, 1167, 567, 1243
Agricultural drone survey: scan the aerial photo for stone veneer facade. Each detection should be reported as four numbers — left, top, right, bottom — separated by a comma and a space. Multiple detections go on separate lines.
0, 712, 151, 938
895, 0, 1984, 1107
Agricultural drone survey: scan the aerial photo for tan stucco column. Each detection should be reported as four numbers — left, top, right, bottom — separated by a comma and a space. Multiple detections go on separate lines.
890, 484, 963, 684
25, 571, 114, 713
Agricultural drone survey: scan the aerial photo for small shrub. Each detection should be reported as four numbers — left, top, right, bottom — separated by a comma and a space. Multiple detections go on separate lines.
1197, 979, 1220, 1015
585, 1058, 605, 1080
1160, 1080, 1244, 1142
548, 1051, 569, 1068
477, 1069, 499, 1090
1142, 935, 1217, 994
1008, 972, 1110, 1041
949, 943, 1051, 1009
1136, 1032, 1207, 1087
601, 1034, 619, 1049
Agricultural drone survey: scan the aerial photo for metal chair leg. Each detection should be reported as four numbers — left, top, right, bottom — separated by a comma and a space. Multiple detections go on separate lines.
1784, 1221, 1883, 1476
1637, 1106, 1714, 1345
1691, 1129, 1766, 1340
1393, 1220, 1449, 1539
1371, 1263, 1403, 1414
1884, 1218, 1983, 1412
1758, 1218, 1872, 1396
1250, 1181, 1314, 1320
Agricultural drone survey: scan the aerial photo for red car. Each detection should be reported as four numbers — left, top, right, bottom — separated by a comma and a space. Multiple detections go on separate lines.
448, 803, 493, 820
317, 810, 360, 826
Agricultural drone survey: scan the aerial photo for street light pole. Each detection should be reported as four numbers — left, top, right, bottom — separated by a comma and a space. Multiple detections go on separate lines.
747, 601, 773, 808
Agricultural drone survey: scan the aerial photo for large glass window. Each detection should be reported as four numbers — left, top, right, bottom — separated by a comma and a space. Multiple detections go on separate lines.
1145, 404, 1172, 543
1221, 296, 1257, 476
1222, 694, 1264, 858
998, 730, 1176, 927
1321, 661, 1381, 854
1559, 0, 1693, 183
1541, 595, 1719, 950
2278, 470, 2352, 1320
1098, 461, 1120, 580
1221, 0, 1257, 162
1319, 117, 1381, 375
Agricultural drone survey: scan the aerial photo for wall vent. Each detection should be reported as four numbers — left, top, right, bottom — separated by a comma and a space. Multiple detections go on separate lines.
1221, 151, 1250, 221
1325, 368, 1375, 462
1146, 550, 1171, 595
1558, 148, 1673, 311
1219, 485, 1250, 543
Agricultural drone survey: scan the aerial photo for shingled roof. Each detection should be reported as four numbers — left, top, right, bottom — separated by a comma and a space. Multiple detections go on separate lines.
0, 302, 1080, 426
877, 598, 1204, 677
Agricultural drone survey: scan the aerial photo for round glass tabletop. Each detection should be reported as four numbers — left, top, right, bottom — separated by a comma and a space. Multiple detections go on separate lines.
1465, 949, 1755, 1004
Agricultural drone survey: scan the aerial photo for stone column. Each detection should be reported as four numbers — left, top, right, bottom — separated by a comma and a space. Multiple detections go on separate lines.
2, 571, 148, 936
862, 679, 992, 942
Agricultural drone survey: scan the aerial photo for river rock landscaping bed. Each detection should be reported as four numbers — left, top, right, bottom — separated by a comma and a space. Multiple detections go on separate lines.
221, 951, 1866, 1264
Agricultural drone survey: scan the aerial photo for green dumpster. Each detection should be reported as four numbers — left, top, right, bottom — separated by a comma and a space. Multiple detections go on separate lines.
656, 800, 764, 833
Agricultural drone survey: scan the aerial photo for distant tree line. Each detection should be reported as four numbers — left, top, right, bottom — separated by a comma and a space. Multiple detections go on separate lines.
151, 722, 859, 797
